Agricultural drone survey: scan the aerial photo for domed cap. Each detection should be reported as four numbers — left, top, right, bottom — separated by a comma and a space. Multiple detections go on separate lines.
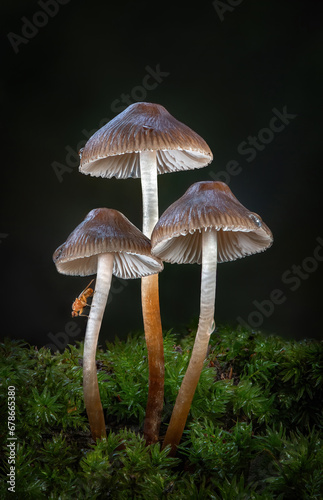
79, 102, 213, 179
151, 181, 273, 264
53, 208, 163, 278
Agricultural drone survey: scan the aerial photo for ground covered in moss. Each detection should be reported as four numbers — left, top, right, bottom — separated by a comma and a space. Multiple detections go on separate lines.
0, 325, 322, 499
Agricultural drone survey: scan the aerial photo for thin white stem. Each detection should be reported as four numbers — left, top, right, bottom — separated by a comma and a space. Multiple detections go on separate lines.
195, 229, 218, 350
83, 252, 114, 440
140, 150, 158, 237
162, 230, 218, 454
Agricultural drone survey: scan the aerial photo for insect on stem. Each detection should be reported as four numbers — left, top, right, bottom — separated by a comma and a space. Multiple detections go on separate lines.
71, 279, 95, 317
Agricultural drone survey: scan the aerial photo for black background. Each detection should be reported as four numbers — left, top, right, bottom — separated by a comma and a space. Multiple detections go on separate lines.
1, 0, 322, 349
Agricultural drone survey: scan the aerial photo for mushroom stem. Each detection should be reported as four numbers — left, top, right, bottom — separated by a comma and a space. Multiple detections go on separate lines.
140, 150, 159, 237
162, 230, 218, 455
141, 273, 164, 444
83, 252, 114, 440
140, 150, 165, 444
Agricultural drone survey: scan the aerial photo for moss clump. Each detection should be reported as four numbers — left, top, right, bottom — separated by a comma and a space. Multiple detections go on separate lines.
0, 325, 322, 499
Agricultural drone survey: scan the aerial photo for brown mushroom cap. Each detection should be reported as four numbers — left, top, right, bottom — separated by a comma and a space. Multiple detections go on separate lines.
53, 208, 163, 278
79, 102, 213, 179
151, 181, 273, 264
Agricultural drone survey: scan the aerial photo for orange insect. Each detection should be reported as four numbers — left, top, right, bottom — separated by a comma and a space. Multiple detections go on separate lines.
71, 279, 95, 318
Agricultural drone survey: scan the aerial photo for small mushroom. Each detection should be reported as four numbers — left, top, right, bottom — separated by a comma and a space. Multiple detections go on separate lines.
151, 181, 273, 454
53, 208, 163, 441
79, 102, 213, 444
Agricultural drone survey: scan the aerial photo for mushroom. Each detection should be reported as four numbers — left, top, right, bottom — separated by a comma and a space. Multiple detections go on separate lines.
151, 181, 273, 454
53, 208, 163, 441
79, 102, 213, 444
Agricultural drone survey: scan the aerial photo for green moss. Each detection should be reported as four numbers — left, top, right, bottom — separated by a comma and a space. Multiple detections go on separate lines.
0, 325, 322, 499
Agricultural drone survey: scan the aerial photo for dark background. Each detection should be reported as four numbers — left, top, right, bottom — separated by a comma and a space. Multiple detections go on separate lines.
1, 0, 322, 349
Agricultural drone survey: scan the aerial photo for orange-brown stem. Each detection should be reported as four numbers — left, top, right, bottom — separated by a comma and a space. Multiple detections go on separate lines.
83, 372, 107, 441
161, 337, 208, 455
142, 273, 164, 445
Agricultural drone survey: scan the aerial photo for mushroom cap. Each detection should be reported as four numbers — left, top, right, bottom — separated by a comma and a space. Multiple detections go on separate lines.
151, 181, 273, 264
79, 102, 213, 179
53, 208, 163, 278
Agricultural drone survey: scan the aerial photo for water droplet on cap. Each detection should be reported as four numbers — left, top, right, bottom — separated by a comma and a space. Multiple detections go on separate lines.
249, 214, 262, 227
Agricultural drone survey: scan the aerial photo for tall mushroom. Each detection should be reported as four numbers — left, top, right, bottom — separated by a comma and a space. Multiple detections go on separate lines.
79, 102, 213, 443
151, 181, 273, 454
53, 208, 163, 441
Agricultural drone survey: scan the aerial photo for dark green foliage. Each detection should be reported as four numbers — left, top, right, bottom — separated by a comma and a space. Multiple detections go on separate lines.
80, 430, 180, 499
0, 325, 322, 498
98, 336, 150, 424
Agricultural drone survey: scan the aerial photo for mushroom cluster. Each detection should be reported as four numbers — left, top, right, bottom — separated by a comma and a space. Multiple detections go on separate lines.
53, 102, 273, 451
78, 102, 212, 444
